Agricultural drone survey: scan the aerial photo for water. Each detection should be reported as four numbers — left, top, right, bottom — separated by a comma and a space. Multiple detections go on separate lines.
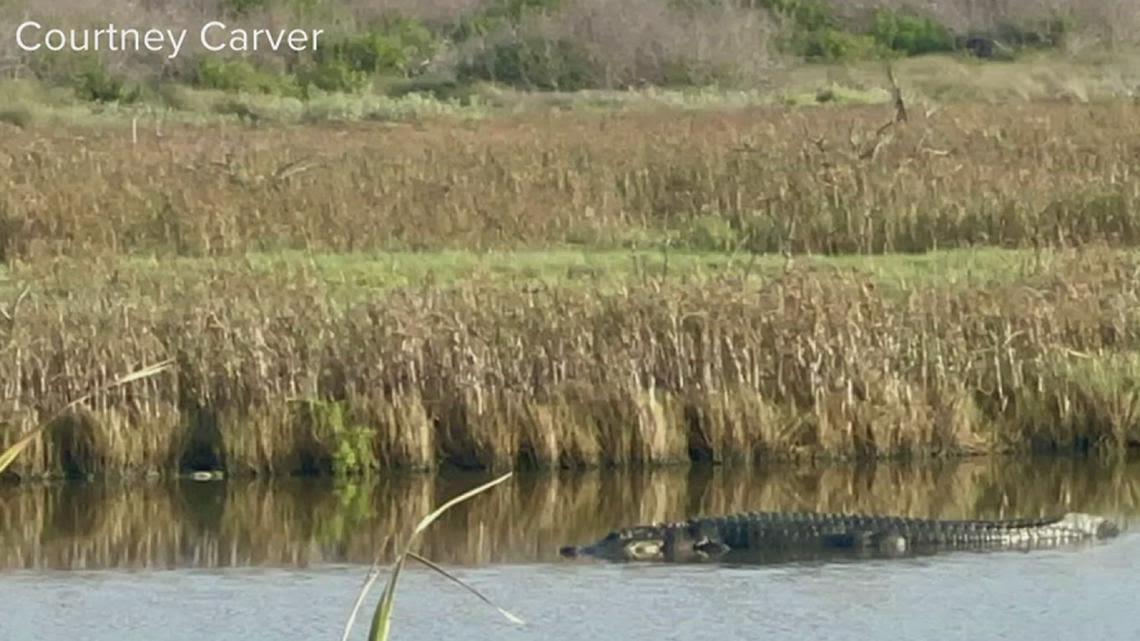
2, 458, 1140, 640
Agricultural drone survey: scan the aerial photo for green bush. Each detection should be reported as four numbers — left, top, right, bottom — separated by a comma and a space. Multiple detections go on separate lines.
303, 400, 376, 477
289, 18, 441, 95
757, 0, 888, 61
453, 0, 562, 41
194, 58, 299, 96
154, 83, 209, 111
870, 10, 954, 56
316, 17, 439, 77
993, 14, 1073, 49
0, 106, 34, 128
459, 37, 603, 91
386, 75, 469, 101
28, 52, 142, 103
213, 97, 272, 123
661, 57, 740, 87
295, 58, 372, 94
802, 28, 887, 61
74, 62, 142, 103
757, 0, 835, 32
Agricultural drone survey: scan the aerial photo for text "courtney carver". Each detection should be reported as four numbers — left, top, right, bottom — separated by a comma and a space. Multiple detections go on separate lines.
14, 22, 324, 59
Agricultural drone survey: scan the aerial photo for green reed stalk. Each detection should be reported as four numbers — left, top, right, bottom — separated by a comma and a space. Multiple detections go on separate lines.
340, 471, 522, 641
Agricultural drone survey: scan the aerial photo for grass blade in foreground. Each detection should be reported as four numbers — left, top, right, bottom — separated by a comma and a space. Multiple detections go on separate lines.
406, 552, 524, 625
0, 359, 175, 474
339, 472, 517, 641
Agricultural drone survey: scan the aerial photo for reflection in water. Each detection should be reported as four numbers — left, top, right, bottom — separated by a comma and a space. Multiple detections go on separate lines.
1, 458, 1139, 571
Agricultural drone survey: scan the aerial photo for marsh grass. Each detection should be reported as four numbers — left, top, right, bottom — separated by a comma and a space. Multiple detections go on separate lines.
2, 250, 1140, 478
1006, 351, 1140, 453
4, 101, 1140, 259
0, 363, 520, 640
0, 360, 174, 475
6, 96, 1140, 475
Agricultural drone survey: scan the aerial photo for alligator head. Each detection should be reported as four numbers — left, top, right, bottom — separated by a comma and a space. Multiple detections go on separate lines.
559, 524, 671, 561
559, 520, 730, 562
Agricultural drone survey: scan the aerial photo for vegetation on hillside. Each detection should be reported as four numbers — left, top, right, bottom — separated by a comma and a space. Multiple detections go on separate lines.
0, 0, 1135, 108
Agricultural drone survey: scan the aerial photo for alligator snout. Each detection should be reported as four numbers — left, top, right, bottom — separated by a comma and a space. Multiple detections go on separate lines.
559, 545, 581, 558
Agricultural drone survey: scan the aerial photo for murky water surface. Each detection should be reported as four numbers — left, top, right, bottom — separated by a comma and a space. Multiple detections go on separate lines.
2, 459, 1139, 640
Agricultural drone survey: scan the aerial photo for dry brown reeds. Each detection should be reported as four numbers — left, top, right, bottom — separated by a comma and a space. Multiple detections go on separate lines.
4, 101, 1140, 475
2, 249, 1139, 478
2, 102, 1140, 260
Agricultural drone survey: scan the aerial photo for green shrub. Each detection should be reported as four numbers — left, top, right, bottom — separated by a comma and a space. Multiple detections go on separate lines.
303, 400, 376, 477
757, 0, 835, 32
386, 75, 469, 101
453, 0, 562, 41
993, 14, 1073, 49
213, 97, 271, 123
295, 58, 372, 94
194, 58, 299, 96
316, 17, 439, 77
757, 0, 886, 61
153, 83, 209, 111
84, 76, 136, 103
802, 28, 887, 61
75, 62, 142, 103
0, 106, 34, 128
870, 10, 954, 56
28, 52, 143, 103
661, 58, 740, 87
459, 37, 603, 91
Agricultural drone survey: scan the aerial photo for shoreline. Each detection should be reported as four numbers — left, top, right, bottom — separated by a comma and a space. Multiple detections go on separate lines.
2, 457, 1138, 567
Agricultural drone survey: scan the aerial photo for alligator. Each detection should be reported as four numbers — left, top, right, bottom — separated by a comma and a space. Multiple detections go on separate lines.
559, 510, 1120, 563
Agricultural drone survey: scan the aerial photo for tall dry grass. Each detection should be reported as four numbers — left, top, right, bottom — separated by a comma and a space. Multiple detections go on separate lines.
3, 102, 1140, 259
2, 249, 1139, 478
4, 101, 1140, 477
